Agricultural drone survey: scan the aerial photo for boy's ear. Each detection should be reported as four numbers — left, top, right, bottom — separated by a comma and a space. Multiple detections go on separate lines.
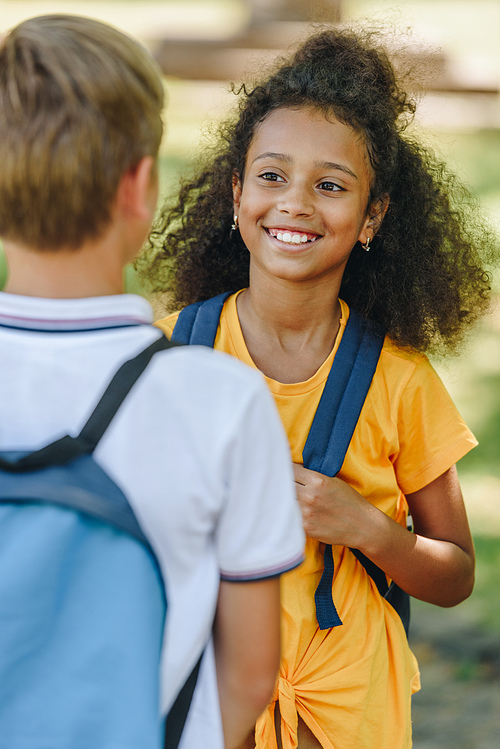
232, 172, 242, 213
116, 156, 158, 222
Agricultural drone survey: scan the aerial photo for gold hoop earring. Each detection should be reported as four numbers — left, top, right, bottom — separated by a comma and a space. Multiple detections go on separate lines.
231, 215, 239, 231
362, 237, 371, 252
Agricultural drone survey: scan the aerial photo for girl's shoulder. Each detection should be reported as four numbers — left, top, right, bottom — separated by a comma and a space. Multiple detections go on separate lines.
373, 329, 440, 398
343, 300, 428, 377
154, 310, 180, 339
380, 335, 427, 367
375, 333, 457, 418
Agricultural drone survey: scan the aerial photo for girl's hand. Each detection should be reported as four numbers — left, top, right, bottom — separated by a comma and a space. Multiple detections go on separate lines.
294, 462, 475, 607
293, 463, 375, 548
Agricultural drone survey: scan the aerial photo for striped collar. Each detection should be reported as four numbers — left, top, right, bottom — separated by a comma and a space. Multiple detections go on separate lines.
0, 292, 153, 332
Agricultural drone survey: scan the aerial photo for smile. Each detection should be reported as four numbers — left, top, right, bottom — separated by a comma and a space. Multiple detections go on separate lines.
266, 228, 320, 245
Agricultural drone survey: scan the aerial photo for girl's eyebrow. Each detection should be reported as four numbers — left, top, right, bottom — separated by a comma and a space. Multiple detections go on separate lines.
252, 151, 292, 165
317, 161, 358, 180
252, 152, 358, 180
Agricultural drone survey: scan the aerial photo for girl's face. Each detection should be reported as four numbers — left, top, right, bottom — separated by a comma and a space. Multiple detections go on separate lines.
233, 106, 379, 287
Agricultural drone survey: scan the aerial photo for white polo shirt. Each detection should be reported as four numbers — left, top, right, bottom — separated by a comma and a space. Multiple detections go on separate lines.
0, 291, 305, 749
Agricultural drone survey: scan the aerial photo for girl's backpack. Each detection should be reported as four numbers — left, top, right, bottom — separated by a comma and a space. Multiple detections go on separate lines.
0, 335, 199, 749
172, 293, 410, 635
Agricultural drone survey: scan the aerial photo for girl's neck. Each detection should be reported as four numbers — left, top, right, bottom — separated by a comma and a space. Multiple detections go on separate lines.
236, 274, 342, 383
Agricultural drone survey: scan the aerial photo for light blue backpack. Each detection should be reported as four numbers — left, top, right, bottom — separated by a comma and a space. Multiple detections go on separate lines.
0, 335, 199, 749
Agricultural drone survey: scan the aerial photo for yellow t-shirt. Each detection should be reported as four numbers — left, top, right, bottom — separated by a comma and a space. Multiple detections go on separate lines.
156, 292, 477, 749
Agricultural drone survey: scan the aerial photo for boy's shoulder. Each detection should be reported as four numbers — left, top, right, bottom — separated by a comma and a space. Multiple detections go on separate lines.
152, 328, 266, 401
151, 314, 268, 416
154, 307, 263, 384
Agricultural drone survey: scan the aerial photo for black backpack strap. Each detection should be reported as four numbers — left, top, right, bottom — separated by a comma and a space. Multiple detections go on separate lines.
303, 309, 385, 630
164, 653, 203, 748
79, 334, 178, 449
0, 334, 178, 472
171, 292, 232, 346
74, 331, 204, 738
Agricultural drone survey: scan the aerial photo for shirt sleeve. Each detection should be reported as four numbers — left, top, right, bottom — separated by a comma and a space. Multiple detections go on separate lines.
394, 354, 477, 495
215, 374, 305, 580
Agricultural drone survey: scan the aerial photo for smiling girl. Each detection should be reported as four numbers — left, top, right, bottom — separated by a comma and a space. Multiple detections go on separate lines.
147, 27, 497, 749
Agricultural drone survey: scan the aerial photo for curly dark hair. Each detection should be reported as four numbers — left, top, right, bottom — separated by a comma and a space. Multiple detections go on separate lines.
143, 26, 498, 354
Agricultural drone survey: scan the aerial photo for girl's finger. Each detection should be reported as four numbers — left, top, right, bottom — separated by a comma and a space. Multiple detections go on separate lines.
293, 463, 308, 486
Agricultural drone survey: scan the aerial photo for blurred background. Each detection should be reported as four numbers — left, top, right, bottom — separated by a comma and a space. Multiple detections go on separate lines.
1, 1, 499, 746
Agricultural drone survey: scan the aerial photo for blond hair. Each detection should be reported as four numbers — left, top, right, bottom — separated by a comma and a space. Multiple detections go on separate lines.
0, 15, 164, 250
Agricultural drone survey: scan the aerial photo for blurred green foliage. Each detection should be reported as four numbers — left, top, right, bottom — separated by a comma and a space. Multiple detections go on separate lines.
432, 129, 500, 230
472, 535, 500, 630
458, 368, 500, 479
0, 241, 7, 290
450, 130, 500, 198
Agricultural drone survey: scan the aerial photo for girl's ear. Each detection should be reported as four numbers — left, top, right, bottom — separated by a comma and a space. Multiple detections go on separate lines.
359, 194, 390, 245
369, 194, 390, 232
232, 172, 242, 213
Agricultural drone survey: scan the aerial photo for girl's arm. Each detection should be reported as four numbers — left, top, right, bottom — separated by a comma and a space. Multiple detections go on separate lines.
294, 463, 475, 607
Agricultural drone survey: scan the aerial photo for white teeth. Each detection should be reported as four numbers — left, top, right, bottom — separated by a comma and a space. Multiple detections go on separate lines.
270, 229, 318, 245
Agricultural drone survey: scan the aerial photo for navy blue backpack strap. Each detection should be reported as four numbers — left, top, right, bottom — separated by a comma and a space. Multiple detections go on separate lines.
172, 297, 410, 634
303, 310, 384, 476
171, 292, 232, 346
350, 548, 410, 636
303, 309, 385, 630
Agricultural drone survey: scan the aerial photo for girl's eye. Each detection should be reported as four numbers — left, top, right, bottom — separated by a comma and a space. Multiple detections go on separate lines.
318, 181, 343, 192
260, 171, 285, 182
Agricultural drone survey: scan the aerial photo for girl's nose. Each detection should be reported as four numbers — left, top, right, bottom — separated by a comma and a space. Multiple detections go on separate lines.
277, 182, 314, 217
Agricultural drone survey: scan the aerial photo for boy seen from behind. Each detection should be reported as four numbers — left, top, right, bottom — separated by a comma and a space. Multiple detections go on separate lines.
0, 15, 305, 749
